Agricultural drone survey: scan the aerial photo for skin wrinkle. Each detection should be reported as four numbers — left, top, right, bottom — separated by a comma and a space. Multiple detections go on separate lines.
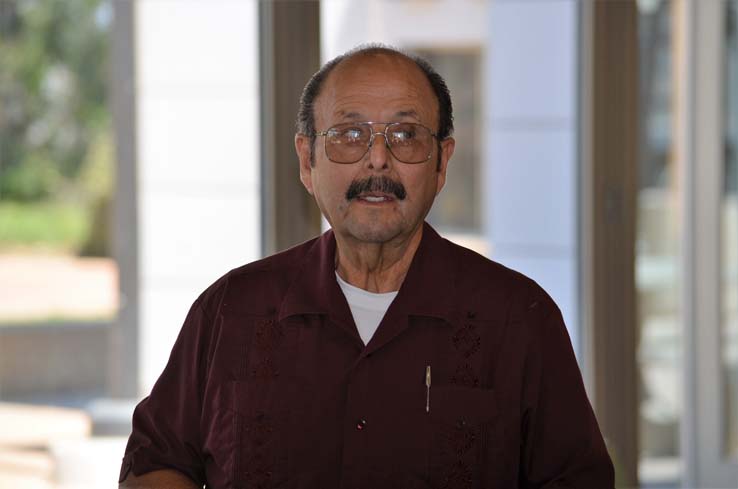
295, 52, 455, 293
331, 109, 423, 124
308, 60, 431, 166
296, 45, 455, 170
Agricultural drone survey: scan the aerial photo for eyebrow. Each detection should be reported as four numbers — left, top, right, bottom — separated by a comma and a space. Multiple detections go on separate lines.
334, 110, 422, 121
394, 110, 421, 120
335, 111, 363, 120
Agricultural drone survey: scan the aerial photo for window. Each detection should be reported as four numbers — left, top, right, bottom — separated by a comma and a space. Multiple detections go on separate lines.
415, 50, 482, 235
0, 0, 117, 327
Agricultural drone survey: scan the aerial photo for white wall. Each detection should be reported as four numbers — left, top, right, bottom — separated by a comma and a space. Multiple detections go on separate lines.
485, 0, 580, 354
135, 0, 261, 394
321, 0, 488, 59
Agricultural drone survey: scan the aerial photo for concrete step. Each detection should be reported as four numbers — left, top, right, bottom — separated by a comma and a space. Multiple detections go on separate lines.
0, 402, 91, 448
0, 447, 54, 488
50, 437, 127, 489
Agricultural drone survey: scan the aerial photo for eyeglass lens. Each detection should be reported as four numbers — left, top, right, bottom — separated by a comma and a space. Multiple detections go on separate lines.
325, 123, 433, 164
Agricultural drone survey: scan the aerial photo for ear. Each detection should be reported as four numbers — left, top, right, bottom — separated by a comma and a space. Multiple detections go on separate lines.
295, 133, 314, 195
435, 137, 455, 195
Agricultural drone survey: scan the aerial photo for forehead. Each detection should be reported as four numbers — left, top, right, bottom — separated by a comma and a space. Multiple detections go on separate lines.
315, 53, 439, 126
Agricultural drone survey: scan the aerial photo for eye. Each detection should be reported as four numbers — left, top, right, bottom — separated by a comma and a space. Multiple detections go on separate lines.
328, 125, 365, 143
342, 128, 363, 141
390, 127, 417, 143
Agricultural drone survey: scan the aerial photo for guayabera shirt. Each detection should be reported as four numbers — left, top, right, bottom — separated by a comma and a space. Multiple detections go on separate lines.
120, 223, 614, 489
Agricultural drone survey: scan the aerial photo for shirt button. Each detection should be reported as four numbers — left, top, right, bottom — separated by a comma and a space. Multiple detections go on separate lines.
356, 419, 367, 430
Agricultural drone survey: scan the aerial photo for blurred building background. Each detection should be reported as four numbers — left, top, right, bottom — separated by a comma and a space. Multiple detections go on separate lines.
0, 0, 736, 487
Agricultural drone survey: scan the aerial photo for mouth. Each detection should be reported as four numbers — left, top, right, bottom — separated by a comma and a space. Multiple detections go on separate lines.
356, 192, 395, 203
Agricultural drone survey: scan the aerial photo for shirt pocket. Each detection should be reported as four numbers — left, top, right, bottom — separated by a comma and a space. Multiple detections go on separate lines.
427, 385, 499, 489
228, 379, 290, 489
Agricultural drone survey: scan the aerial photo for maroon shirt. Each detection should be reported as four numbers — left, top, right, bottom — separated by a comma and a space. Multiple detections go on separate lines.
120, 223, 614, 488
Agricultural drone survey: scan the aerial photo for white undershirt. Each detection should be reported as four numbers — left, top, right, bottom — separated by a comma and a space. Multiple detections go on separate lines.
335, 272, 398, 345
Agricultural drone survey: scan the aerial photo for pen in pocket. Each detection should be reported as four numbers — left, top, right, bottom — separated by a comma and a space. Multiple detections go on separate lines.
425, 365, 431, 413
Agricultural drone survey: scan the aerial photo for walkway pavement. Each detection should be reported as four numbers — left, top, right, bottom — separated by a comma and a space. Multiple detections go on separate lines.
0, 254, 117, 322
0, 254, 124, 487
0, 401, 129, 488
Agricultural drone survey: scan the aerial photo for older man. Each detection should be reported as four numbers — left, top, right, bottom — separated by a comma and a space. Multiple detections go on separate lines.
119, 46, 614, 489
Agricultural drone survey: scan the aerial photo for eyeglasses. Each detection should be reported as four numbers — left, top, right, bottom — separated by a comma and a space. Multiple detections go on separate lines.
314, 122, 438, 164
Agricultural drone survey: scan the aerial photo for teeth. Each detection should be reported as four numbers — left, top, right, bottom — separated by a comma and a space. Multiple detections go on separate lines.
363, 196, 387, 202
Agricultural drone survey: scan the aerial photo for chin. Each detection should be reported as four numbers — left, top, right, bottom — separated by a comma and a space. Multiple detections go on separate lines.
344, 221, 405, 244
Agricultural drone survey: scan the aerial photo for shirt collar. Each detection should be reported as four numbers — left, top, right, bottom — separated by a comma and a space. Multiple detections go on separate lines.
277, 221, 457, 325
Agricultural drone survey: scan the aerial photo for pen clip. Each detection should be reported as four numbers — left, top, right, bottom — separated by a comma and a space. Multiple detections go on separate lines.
425, 365, 431, 413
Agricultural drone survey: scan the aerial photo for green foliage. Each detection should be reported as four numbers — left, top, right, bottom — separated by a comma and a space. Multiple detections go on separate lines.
0, 200, 89, 250
78, 128, 113, 199
2, 151, 61, 200
0, 0, 113, 254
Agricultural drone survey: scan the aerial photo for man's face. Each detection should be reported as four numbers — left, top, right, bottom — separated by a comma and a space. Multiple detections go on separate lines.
295, 54, 455, 245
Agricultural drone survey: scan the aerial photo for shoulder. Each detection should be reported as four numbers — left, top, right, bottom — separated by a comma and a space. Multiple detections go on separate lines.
439, 239, 569, 363
193, 236, 320, 318
440, 236, 557, 318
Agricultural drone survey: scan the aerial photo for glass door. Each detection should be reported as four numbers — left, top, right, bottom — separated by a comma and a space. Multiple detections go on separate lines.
719, 0, 738, 477
685, 0, 738, 486
637, 1, 738, 486
636, 0, 682, 485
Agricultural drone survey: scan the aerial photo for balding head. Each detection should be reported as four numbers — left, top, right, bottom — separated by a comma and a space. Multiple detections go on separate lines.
296, 45, 454, 166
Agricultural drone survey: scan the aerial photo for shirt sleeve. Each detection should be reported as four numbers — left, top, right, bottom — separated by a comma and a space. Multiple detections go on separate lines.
519, 290, 615, 489
119, 297, 213, 486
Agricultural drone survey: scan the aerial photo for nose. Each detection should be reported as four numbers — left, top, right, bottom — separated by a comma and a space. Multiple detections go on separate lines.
366, 132, 391, 170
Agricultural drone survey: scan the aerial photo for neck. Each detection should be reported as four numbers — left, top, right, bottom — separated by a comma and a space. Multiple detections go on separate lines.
334, 225, 424, 293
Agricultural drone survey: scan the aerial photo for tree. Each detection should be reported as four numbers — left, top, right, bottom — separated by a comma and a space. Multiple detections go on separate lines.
0, 0, 111, 202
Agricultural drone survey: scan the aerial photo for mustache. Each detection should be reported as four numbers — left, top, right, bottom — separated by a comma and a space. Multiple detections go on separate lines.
345, 176, 407, 201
